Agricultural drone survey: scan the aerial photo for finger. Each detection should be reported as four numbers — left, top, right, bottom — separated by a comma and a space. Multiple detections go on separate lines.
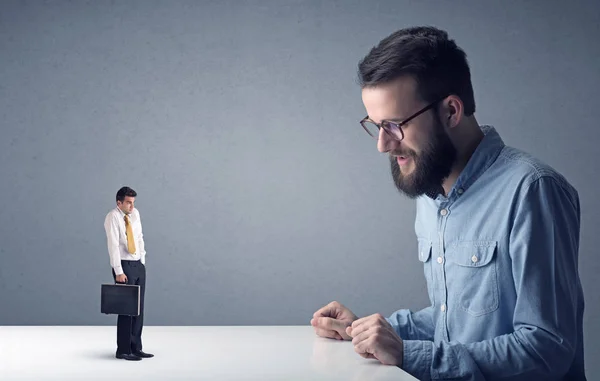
351, 313, 381, 329
313, 317, 348, 332
349, 317, 374, 338
311, 319, 339, 338
313, 301, 339, 319
314, 327, 343, 340
314, 317, 352, 340
354, 338, 372, 356
311, 317, 341, 331
351, 326, 375, 346
350, 315, 368, 330
356, 335, 383, 361
358, 352, 376, 359
351, 313, 388, 335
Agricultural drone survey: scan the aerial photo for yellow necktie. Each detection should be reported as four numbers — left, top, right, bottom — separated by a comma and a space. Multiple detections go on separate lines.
124, 215, 136, 254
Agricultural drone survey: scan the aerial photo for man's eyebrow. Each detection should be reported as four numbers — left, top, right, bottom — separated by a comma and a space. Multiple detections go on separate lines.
381, 115, 408, 123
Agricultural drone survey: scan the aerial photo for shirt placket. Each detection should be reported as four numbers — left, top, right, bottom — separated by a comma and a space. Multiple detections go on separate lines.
436, 200, 451, 342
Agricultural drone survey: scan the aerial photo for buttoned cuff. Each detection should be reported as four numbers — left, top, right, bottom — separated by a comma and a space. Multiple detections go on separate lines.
113, 266, 124, 276
402, 340, 433, 381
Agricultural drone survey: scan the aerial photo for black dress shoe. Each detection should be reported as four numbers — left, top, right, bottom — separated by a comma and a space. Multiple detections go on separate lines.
132, 351, 154, 358
116, 353, 142, 361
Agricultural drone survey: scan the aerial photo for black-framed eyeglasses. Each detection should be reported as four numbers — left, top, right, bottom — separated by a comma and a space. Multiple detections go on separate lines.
359, 96, 447, 141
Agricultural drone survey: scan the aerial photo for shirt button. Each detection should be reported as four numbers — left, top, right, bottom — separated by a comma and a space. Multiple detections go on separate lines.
471, 255, 478, 263
440, 209, 448, 216
437, 256, 444, 264
441, 304, 446, 312
457, 188, 464, 195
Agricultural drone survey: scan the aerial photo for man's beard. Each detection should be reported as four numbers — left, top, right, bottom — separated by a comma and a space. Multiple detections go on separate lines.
390, 119, 457, 199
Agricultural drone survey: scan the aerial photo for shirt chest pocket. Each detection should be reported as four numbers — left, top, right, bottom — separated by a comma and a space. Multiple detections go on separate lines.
417, 239, 436, 307
445, 241, 499, 317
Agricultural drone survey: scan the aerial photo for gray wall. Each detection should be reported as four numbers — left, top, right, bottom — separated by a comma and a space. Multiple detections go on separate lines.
1, 0, 598, 374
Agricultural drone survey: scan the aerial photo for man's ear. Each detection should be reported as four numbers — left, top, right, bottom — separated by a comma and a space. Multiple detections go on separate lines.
443, 95, 463, 128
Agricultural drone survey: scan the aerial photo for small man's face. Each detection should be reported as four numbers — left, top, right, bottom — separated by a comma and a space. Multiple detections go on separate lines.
117, 196, 135, 215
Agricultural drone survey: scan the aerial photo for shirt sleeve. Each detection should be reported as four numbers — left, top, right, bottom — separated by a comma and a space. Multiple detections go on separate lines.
136, 209, 146, 264
104, 213, 123, 275
402, 176, 582, 380
387, 306, 435, 341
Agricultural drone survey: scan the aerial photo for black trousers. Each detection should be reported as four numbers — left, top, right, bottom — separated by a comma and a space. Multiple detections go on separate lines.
112, 260, 146, 354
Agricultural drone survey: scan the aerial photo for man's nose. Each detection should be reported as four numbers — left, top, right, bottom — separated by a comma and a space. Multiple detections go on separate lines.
377, 128, 400, 153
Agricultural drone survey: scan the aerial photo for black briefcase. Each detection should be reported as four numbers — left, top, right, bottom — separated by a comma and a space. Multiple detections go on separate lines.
101, 284, 140, 316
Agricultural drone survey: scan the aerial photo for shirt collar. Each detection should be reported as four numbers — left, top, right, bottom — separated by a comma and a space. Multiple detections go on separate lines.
116, 207, 129, 219
428, 125, 505, 200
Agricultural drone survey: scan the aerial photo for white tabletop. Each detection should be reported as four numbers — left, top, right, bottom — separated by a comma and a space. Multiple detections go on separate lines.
0, 326, 417, 380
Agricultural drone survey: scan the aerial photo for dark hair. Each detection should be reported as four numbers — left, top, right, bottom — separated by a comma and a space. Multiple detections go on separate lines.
116, 186, 137, 203
358, 26, 475, 116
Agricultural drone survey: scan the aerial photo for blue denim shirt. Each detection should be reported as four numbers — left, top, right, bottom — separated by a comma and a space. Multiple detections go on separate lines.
387, 126, 586, 380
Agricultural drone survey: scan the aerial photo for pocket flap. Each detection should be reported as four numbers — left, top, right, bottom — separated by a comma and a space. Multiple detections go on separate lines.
447, 241, 497, 267
418, 240, 432, 262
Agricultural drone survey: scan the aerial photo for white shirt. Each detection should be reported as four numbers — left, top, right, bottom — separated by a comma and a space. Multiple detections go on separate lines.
103, 207, 146, 275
